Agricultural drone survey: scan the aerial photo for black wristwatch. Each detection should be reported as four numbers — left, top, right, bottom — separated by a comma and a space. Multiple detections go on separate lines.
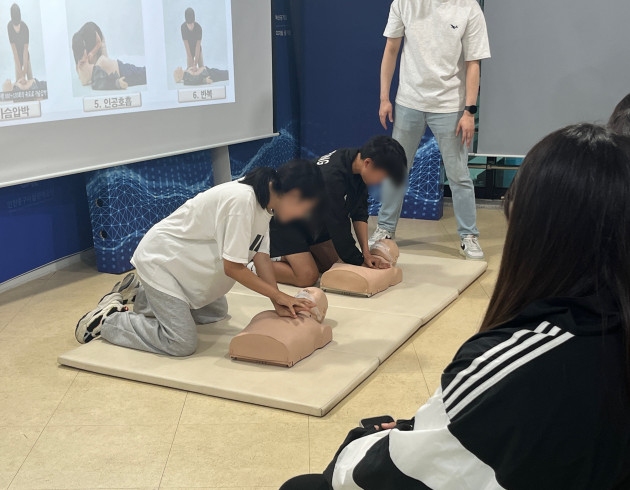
464, 105, 478, 115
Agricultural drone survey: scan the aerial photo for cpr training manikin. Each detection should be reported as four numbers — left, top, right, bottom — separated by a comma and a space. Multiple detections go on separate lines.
229, 240, 402, 367
229, 287, 333, 367
321, 239, 402, 297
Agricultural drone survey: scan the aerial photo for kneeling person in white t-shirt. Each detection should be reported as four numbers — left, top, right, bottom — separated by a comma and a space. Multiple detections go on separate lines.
75, 161, 324, 357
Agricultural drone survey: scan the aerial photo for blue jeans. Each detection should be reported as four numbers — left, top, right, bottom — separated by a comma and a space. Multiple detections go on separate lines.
378, 104, 479, 238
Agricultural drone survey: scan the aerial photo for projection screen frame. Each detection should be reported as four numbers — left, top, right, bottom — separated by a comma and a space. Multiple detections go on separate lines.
0, 0, 275, 189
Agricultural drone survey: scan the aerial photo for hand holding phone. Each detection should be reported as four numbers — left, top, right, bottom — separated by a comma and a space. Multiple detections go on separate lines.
360, 415, 394, 429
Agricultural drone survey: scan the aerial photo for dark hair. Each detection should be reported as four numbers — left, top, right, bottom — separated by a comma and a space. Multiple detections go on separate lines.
360, 135, 407, 185
480, 124, 630, 381
609, 94, 630, 137
185, 7, 195, 24
71, 32, 85, 65
10, 3, 21, 25
72, 22, 105, 65
240, 160, 324, 209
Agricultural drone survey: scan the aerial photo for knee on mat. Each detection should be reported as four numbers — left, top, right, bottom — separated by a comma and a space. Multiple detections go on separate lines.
165, 338, 198, 357
294, 269, 319, 288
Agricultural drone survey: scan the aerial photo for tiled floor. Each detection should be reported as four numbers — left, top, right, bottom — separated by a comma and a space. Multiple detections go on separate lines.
0, 207, 506, 489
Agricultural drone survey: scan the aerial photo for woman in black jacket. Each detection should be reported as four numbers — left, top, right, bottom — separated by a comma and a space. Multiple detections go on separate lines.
282, 123, 630, 489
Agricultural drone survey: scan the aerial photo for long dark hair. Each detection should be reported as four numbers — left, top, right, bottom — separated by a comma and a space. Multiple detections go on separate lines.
72, 22, 105, 64
240, 159, 323, 209
609, 93, 630, 137
480, 124, 630, 379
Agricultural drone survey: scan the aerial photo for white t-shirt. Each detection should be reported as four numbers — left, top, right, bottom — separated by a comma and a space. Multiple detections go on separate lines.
384, 0, 491, 113
131, 180, 272, 309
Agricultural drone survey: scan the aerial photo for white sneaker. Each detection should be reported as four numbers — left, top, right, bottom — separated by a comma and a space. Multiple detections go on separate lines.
101, 272, 140, 306
460, 235, 485, 260
368, 226, 394, 248
76, 294, 127, 344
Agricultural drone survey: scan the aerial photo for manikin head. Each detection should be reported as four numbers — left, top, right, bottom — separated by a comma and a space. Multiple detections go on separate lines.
296, 287, 328, 322
240, 160, 324, 224
174, 67, 185, 83
2, 79, 13, 93
370, 239, 400, 266
355, 135, 407, 187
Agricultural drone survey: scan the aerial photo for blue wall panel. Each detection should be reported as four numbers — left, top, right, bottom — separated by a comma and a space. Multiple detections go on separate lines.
295, 0, 443, 220
0, 175, 93, 283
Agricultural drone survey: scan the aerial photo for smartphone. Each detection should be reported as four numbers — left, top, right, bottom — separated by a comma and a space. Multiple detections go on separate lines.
360, 415, 395, 429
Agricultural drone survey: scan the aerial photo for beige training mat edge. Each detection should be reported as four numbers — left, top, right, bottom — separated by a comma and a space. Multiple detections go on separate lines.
58, 254, 485, 416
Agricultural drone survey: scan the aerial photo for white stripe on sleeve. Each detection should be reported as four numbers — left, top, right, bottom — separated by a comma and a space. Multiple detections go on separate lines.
447, 332, 574, 418
390, 389, 504, 490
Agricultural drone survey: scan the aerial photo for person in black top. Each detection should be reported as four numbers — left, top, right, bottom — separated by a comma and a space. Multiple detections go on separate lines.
7, 3, 31, 81
270, 136, 407, 287
181, 7, 203, 69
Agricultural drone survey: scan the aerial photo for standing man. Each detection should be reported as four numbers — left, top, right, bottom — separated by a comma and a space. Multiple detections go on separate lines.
370, 0, 490, 260
7, 3, 31, 82
181, 7, 203, 69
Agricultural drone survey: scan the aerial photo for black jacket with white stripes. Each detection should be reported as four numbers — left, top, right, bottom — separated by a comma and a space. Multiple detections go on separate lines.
326, 293, 630, 489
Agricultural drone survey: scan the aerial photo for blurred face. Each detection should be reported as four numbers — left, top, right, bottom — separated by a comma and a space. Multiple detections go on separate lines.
360, 159, 389, 186
273, 189, 317, 223
76, 52, 94, 86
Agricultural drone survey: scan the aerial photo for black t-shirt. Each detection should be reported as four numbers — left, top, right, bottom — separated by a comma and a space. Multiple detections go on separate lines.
7, 21, 29, 64
181, 22, 202, 55
312, 148, 369, 265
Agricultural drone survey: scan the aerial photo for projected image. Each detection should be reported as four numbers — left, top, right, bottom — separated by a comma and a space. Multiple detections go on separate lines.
163, 0, 232, 100
1, 0, 235, 126
0, 0, 48, 104
66, 0, 147, 96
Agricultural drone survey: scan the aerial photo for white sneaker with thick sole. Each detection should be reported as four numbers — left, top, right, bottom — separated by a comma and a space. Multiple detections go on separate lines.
76, 293, 127, 344
368, 226, 395, 248
460, 235, 485, 260
99, 273, 140, 308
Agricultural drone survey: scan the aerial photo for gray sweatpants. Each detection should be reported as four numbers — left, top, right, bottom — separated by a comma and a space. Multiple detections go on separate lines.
101, 280, 228, 357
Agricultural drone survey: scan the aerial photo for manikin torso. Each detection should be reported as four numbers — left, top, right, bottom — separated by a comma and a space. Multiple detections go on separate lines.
229, 288, 333, 367
321, 239, 403, 297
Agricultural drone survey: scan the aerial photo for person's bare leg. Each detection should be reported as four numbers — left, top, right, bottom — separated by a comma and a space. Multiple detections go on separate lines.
272, 252, 319, 287
309, 240, 340, 273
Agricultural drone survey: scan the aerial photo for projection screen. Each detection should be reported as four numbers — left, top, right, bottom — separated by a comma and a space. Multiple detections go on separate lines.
477, 0, 630, 157
0, 0, 273, 187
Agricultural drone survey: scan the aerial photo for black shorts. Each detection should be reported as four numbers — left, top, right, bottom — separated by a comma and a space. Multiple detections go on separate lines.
270, 217, 330, 257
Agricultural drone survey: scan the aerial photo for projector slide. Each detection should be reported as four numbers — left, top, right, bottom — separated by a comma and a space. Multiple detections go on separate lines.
0, 0, 234, 126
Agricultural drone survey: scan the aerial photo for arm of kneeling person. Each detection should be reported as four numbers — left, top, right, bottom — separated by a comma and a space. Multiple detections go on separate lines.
223, 259, 314, 318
